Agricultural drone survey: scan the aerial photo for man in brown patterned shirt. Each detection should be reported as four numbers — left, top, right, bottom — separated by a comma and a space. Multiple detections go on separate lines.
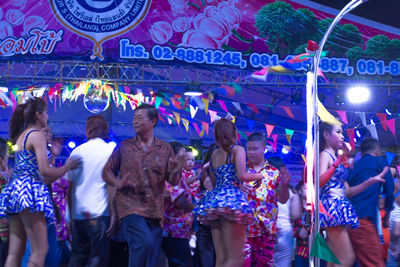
102, 104, 184, 267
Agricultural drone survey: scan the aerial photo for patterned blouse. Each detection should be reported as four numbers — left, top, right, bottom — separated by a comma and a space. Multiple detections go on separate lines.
247, 161, 280, 237
163, 169, 200, 239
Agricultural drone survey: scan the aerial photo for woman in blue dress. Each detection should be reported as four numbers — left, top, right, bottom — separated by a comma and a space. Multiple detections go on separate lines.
193, 118, 263, 267
1, 97, 79, 267
319, 121, 359, 267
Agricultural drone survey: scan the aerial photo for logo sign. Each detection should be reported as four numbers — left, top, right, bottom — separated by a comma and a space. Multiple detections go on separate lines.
50, 0, 151, 60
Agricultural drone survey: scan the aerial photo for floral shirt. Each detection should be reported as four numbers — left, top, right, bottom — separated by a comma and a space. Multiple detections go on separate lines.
247, 161, 280, 237
52, 177, 70, 241
163, 170, 200, 239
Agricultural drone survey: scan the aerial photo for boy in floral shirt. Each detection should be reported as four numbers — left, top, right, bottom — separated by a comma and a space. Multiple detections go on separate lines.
243, 133, 290, 267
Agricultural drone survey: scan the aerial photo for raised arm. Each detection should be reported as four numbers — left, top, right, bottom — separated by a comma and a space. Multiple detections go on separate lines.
234, 146, 263, 182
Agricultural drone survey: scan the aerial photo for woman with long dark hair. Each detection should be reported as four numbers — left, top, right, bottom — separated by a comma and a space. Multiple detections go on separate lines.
0, 97, 79, 267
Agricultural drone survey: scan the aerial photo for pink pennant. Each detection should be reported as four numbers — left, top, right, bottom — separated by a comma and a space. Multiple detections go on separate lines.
387, 119, 396, 137
336, 110, 348, 124
193, 122, 201, 136
271, 134, 278, 152
10, 93, 16, 111
346, 128, 355, 151
221, 85, 235, 97
201, 121, 209, 135
209, 110, 218, 123
216, 100, 228, 112
237, 132, 241, 144
251, 67, 269, 81
265, 124, 274, 138
376, 113, 387, 131
124, 86, 130, 94
158, 113, 165, 123
282, 106, 294, 119
247, 103, 259, 114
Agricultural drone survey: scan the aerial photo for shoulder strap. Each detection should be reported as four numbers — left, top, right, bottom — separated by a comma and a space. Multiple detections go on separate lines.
209, 156, 215, 173
226, 145, 234, 164
23, 129, 40, 150
322, 150, 336, 161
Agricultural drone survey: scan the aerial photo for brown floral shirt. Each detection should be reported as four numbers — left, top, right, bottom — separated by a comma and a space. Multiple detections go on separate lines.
106, 136, 175, 220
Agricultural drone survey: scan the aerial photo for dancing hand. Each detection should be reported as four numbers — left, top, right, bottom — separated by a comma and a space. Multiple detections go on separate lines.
65, 156, 81, 171
366, 166, 389, 186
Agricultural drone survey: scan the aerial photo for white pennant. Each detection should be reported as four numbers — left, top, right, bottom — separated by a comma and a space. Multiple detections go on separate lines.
365, 124, 378, 140
189, 104, 199, 119
232, 102, 243, 114
356, 112, 366, 126
193, 96, 205, 110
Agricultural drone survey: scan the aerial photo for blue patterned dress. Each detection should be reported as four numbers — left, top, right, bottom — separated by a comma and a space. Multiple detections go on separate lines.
0, 130, 55, 222
193, 151, 254, 224
320, 151, 359, 229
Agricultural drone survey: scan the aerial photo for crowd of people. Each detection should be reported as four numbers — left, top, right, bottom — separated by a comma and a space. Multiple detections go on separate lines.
0, 97, 400, 267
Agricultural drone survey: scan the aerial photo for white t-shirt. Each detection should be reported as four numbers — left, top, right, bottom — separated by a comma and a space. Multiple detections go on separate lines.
277, 190, 294, 233
67, 138, 115, 220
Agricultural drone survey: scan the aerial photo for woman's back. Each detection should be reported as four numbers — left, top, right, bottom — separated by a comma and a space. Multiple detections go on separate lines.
211, 147, 241, 189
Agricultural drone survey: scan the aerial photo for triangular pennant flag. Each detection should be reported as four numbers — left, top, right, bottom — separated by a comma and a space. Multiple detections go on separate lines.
376, 113, 388, 131
216, 100, 228, 112
238, 130, 248, 141
155, 96, 162, 109
317, 99, 341, 125
346, 128, 355, 151
170, 97, 182, 109
201, 121, 209, 135
158, 113, 165, 122
271, 134, 278, 153
221, 84, 235, 97
232, 102, 243, 114
285, 129, 294, 145
365, 124, 379, 140
265, 124, 274, 138
247, 103, 259, 114
167, 117, 173, 125
285, 135, 292, 145
301, 154, 306, 163
356, 112, 366, 126
201, 98, 209, 114
386, 152, 396, 165
173, 112, 180, 125
232, 83, 242, 93
237, 132, 241, 144
182, 118, 189, 132
192, 122, 201, 136
310, 233, 341, 264
282, 106, 294, 119
251, 67, 269, 81
387, 119, 396, 136
209, 110, 219, 123
336, 110, 348, 124
247, 119, 255, 132
282, 145, 291, 152
189, 104, 199, 119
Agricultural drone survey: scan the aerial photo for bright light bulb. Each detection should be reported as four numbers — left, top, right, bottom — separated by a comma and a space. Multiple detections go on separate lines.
282, 147, 289, 154
385, 108, 392, 116
191, 148, 199, 157
11, 144, 18, 151
346, 86, 370, 104
68, 141, 76, 149
370, 119, 375, 125
356, 130, 361, 138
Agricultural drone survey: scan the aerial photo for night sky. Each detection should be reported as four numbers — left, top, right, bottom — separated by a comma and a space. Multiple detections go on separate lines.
310, 0, 400, 29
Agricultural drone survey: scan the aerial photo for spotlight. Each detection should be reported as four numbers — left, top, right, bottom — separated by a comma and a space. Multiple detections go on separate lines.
11, 144, 18, 151
385, 108, 392, 116
282, 147, 289, 154
356, 130, 361, 138
370, 119, 375, 125
184, 83, 202, 96
346, 86, 370, 104
291, 90, 302, 105
190, 139, 203, 160
68, 141, 76, 149
109, 141, 117, 149
190, 146, 199, 157
335, 91, 345, 106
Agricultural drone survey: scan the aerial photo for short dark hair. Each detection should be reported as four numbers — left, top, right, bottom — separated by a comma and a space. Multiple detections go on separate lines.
268, 156, 286, 169
360, 138, 380, 155
248, 133, 266, 145
136, 104, 158, 126
0, 138, 7, 158
86, 115, 109, 140
169, 142, 185, 155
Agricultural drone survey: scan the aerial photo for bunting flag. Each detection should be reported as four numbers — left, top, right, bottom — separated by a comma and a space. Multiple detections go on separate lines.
201, 98, 209, 114
158, 113, 165, 122
237, 132, 241, 143
336, 110, 348, 124
282, 106, 294, 119
301, 154, 306, 163
162, 98, 170, 106
365, 124, 378, 140
386, 119, 396, 137
201, 121, 209, 135
173, 112, 180, 125
182, 118, 189, 132
232, 102, 243, 114
376, 113, 388, 131
209, 110, 219, 123
386, 152, 396, 165
247, 119, 255, 132
285, 129, 294, 145
265, 124, 274, 138
199, 128, 205, 137
271, 134, 278, 153
232, 83, 242, 94
192, 122, 201, 136
317, 99, 341, 125
216, 100, 228, 112
238, 130, 248, 141
155, 96, 162, 109
170, 97, 182, 109
251, 67, 269, 81
310, 232, 341, 265
221, 84, 235, 97
167, 117, 173, 125
356, 112, 366, 126
346, 128, 355, 151
247, 103, 259, 114
189, 104, 199, 118
192, 96, 205, 110
282, 145, 291, 152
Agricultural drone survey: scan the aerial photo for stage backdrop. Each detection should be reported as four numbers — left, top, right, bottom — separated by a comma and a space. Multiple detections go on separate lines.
1, 0, 400, 76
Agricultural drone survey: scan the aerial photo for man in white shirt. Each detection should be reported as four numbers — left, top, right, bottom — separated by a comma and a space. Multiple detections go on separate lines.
67, 115, 115, 267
